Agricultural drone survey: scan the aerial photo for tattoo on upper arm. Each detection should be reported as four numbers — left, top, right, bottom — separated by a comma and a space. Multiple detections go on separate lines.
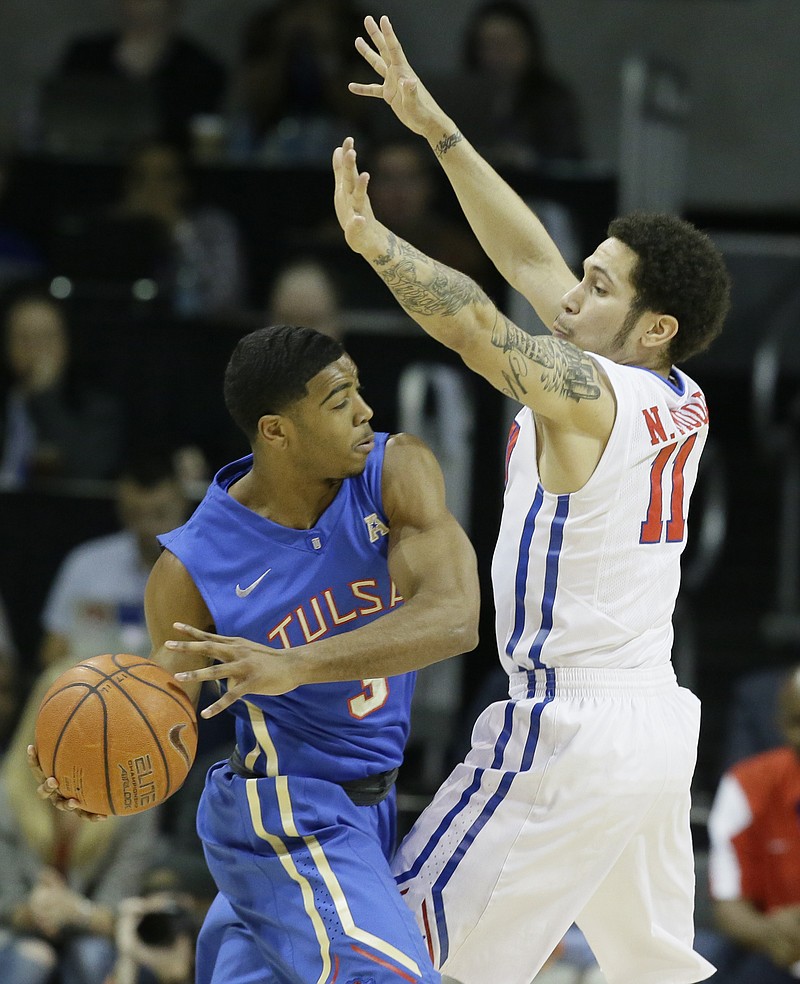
373, 234, 486, 316
491, 313, 601, 403
433, 131, 463, 159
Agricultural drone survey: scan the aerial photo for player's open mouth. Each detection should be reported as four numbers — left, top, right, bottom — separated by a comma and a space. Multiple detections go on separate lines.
355, 435, 375, 453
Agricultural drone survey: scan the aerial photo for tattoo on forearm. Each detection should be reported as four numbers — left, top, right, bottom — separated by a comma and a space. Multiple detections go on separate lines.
433, 131, 463, 159
491, 313, 601, 403
373, 234, 486, 317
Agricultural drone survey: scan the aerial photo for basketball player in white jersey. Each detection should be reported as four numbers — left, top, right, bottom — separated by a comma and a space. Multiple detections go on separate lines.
330, 15, 732, 984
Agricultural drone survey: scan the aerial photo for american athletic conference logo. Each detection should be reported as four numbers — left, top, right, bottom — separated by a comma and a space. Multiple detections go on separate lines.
363, 513, 389, 542
345, 978, 376, 984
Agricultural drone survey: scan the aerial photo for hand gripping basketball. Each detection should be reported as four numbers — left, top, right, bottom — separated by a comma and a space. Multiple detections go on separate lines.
34, 653, 197, 816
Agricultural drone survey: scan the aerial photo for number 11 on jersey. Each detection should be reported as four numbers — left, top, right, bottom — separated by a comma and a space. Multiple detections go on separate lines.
640, 433, 698, 544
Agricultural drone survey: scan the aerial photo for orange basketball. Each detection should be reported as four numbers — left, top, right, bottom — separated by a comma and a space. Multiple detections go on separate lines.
34, 653, 197, 816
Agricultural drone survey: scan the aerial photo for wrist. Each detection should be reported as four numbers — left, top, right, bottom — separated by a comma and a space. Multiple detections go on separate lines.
425, 119, 461, 158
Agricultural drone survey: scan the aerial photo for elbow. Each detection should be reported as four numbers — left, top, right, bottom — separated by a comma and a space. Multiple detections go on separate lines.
462, 623, 480, 655
450, 602, 480, 656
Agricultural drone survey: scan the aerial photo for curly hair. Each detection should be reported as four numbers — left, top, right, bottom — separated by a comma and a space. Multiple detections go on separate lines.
608, 212, 731, 365
223, 324, 345, 441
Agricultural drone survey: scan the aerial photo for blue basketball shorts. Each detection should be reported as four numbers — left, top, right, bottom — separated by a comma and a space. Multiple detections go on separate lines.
195, 761, 440, 984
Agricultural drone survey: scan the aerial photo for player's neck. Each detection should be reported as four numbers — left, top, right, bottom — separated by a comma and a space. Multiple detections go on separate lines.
229, 462, 341, 530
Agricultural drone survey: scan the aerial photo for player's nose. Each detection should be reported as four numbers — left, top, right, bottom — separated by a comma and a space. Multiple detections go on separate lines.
561, 281, 583, 313
354, 392, 373, 423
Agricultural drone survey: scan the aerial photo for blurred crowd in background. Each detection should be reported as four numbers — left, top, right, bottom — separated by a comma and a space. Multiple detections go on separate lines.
1, 1, 799, 982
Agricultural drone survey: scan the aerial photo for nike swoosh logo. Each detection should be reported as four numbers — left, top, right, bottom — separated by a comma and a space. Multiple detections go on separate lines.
235, 569, 271, 598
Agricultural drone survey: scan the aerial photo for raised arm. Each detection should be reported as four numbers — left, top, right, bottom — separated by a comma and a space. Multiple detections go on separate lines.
333, 138, 614, 444
167, 434, 480, 716
348, 14, 577, 326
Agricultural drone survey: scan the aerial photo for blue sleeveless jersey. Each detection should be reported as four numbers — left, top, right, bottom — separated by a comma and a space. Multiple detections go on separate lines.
158, 432, 416, 783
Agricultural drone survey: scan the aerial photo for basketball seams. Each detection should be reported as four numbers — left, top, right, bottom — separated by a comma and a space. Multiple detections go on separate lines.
100, 694, 115, 814
105, 678, 177, 800
112, 652, 197, 724
36, 653, 196, 816
45, 684, 95, 775
43, 688, 115, 814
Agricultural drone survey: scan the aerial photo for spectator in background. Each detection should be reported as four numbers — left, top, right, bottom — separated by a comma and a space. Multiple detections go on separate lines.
0, 286, 123, 488
0, 658, 160, 984
266, 256, 344, 340
111, 140, 247, 317
706, 666, 800, 982
55, 0, 227, 150
721, 665, 788, 770
227, 0, 375, 164
38, 451, 188, 669
105, 891, 198, 984
458, 0, 585, 168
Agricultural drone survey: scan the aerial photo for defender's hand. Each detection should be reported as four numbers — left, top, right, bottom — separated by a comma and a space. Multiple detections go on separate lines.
332, 137, 379, 255
349, 15, 444, 138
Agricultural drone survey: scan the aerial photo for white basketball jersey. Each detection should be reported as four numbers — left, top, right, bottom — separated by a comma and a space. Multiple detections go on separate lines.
493, 356, 709, 673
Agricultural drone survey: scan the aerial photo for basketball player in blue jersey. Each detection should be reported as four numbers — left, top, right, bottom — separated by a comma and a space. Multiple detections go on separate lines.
29, 323, 480, 984
324, 16, 732, 984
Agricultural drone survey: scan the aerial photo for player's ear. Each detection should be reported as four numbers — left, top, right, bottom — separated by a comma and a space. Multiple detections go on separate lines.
256, 413, 288, 447
642, 314, 678, 350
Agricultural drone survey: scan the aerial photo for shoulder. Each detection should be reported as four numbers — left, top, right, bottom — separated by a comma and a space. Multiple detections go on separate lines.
145, 548, 211, 626
381, 433, 448, 526
383, 432, 444, 484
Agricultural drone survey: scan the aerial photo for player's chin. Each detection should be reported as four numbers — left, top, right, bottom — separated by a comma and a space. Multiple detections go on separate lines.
343, 459, 369, 479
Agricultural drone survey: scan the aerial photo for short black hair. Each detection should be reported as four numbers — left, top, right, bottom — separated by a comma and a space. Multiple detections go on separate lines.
223, 324, 345, 440
607, 212, 731, 365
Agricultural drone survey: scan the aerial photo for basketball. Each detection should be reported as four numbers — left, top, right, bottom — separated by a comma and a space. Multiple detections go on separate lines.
34, 652, 198, 816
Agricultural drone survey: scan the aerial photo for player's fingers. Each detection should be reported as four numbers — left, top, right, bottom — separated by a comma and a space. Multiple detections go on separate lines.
35, 775, 59, 800
354, 36, 386, 77
199, 690, 237, 718
363, 14, 387, 54
171, 621, 229, 643
348, 81, 386, 100
354, 170, 370, 209
174, 661, 233, 684
342, 145, 361, 192
380, 16, 409, 63
27, 743, 46, 778
333, 140, 352, 182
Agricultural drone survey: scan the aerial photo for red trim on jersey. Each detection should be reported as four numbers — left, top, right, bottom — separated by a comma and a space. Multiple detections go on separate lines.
350, 944, 419, 982
327, 953, 340, 983
421, 898, 435, 963
505, 420, 521, 485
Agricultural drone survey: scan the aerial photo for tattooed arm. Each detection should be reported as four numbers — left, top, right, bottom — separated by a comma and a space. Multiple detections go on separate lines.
347, 15, 577, 328
333, 139, 615, 440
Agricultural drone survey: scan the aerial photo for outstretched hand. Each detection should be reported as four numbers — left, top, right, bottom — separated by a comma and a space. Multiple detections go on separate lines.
169, 622, 304, 717
349, 15, 444, 137
332, 136, 379, 255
